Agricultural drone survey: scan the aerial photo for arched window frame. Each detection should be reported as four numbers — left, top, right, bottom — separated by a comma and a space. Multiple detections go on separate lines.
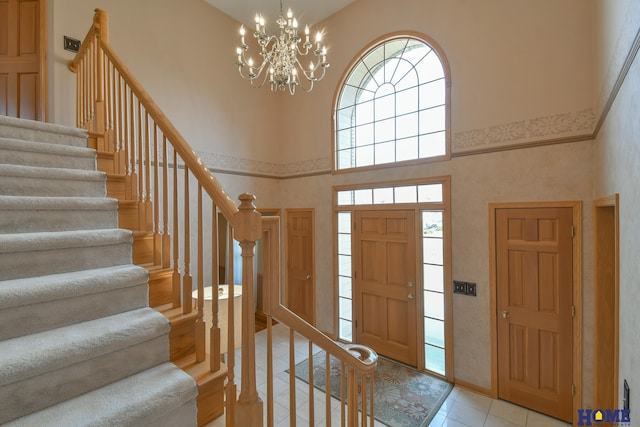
332, 32, 451, 173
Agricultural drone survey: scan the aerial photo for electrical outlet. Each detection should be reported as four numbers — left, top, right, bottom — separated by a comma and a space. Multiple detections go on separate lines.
453, 280, 477, 296
64, 36, 81, 53
453, 280, 466, 295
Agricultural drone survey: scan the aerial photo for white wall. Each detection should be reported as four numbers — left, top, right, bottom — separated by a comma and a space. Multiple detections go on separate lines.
593, 0, 640, 415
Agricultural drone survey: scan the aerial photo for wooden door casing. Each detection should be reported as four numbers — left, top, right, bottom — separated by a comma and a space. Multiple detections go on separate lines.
354, 210, 417, 366
0, 0, 45, 120
286, 209, 315, 325
496, 207, 573, 422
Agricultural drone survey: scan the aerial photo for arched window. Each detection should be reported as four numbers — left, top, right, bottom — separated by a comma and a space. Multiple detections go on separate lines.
334, 34, 450, 171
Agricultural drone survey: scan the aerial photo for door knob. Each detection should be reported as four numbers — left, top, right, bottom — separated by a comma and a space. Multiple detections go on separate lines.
306, 274, 311, 280
408, 293, 414, 300
501, 311, 510, 319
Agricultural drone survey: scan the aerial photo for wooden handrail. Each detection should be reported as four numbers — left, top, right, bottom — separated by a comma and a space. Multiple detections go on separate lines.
69, 10, 378, 426
98, 42, 239, 221
261, 216, 377, 373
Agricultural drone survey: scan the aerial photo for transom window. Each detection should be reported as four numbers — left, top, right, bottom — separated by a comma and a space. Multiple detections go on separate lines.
334, 35, 450, 171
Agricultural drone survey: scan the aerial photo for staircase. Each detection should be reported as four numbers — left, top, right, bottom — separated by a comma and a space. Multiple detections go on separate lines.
0, 115, 198, 426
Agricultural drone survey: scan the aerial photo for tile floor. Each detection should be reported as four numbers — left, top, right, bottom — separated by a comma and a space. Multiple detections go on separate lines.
205, 323, 572, 427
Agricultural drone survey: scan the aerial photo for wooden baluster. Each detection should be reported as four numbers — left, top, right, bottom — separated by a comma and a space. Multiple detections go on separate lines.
341, 364, 346, 427
94, 9, 107, 137
348, 368, 357, 427
153, 124, 161, 266
225, 220, 236, 427
360, 373, 366, 427
308, 340, 315, 425
234, 193, 263, 427
325, 353, 332, 427
137, 100, 144, 226
210, 203, 221, 372
116, 72, 124, 174
143, 111, 152, 231
368, 373, 375, 427
127, 85, 136, 201
172, 148, 181, 309
195, 184, 205, 362
288, 329, 296, 427
162, 135, 170, 269
266, 306, 274, 427
182, 165, 192, 314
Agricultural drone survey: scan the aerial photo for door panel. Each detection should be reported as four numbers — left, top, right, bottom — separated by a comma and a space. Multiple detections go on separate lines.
0, 0, 42, 120
496, 207, 573, 422
286, 209, 315, 324
354, 210, 417, 366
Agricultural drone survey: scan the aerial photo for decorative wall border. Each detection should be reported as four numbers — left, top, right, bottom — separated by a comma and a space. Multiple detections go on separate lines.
452, 109, 596, 152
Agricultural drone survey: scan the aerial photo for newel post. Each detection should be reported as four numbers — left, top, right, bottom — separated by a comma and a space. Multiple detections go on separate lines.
93, 9, 109, 138
233, 194, 263, 427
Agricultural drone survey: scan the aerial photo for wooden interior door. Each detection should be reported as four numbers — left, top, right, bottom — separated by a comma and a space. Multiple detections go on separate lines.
286, 209, 315, 325
496, 207, 573, 422
354, 210, 417, 366
0, 0, 44, 120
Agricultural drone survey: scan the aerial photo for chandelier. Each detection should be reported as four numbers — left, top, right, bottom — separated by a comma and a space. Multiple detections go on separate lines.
235, 1, 329, 94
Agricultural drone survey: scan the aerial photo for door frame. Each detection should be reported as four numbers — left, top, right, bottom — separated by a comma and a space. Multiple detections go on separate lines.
489, 201, 582, 424
332, 176, 453, 380
593, 194, 619, 410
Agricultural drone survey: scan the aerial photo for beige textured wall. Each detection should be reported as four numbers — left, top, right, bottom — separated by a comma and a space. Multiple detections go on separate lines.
593, 0, 640, 415
279, 0, 594, 165
282, 141, 594, 393
46, 0, 632, 407
279, 0, 596, 397
48, 0, 282, 172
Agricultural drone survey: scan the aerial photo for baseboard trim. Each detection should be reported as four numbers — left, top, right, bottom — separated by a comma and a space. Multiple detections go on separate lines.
453, 378, 493, 398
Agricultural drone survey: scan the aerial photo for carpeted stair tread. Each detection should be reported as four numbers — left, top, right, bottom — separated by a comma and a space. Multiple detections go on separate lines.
0, 115, 88, 147
3, 362, 198, 427
0, 265, 149, 339
0, 196, 119, 233
0, 307, 169, 387
0, 136, 96, 170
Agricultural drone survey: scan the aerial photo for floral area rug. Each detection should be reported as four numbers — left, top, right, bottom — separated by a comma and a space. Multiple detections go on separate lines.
293, 351, 452, 427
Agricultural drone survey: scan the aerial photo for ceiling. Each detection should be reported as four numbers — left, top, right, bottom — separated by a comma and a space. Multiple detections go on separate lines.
204, 0, 355, 26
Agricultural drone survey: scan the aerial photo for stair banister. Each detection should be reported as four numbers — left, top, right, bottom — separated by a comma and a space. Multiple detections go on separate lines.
70, 9, 379, 426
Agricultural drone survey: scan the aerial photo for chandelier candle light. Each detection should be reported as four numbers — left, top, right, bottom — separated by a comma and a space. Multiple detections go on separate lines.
236, 1, 329, 94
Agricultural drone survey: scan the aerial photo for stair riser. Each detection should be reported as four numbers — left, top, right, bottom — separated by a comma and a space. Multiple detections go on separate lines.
0, 284, 148, 340
0, 242, 131, 280
0, 149, 95, 171
0, 335, 169, 424
149, 270, 174, 307
0, 208, 117, 233
0, 176, 106, 198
